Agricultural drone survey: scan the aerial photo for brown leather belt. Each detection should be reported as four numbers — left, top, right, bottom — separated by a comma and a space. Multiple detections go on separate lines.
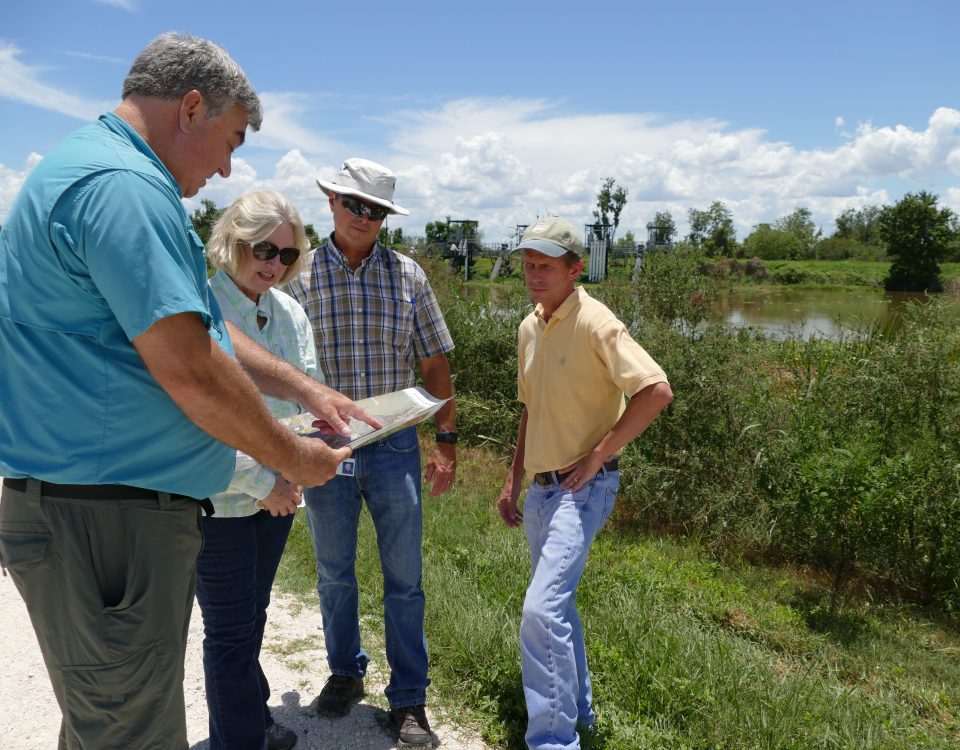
533, 458, 619, 487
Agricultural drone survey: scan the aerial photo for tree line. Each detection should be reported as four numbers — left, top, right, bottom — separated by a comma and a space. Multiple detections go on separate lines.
188, 180, 960, 293
594, 178, 959, 292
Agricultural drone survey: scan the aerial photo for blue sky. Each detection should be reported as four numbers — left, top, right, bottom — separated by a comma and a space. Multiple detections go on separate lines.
2, 0, 959, 245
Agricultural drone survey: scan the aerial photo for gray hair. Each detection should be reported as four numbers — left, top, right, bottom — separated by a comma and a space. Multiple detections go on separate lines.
207, 191, 310, 285
122, 32, 262, 130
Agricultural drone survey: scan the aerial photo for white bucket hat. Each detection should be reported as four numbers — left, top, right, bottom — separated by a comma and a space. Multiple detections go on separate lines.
316, 158, 410, 216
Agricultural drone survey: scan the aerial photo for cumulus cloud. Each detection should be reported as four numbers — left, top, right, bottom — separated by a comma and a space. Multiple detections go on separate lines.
0, 42, 114, 121
0, 153, 42, 221
7, 88, 960, 243
362, 98, 960, 239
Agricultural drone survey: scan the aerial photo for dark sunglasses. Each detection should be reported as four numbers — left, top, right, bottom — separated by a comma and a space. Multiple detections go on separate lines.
246, 241, 300, 266
340, 194, 391, 221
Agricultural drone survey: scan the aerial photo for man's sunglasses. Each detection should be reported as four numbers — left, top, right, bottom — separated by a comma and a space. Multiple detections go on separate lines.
340, 194, 391, 221
246, 241, 300, 266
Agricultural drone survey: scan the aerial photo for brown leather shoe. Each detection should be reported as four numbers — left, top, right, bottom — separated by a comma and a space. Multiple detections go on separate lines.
390, 704, 438, 748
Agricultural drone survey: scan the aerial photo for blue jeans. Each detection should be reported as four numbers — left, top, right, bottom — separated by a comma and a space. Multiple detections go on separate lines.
195, 510, 294, 750
521, 468, 618, 750
303, 426, 429, 708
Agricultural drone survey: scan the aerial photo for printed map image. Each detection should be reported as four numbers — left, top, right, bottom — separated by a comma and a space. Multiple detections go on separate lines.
280, 387, 447, 450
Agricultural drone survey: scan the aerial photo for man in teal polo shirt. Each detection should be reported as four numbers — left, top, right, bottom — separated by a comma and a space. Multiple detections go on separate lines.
0, 33, 367, 750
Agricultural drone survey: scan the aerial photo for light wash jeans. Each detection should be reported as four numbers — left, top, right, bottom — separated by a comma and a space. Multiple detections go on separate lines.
303, 426, 430, 709
521, 467, 618, 750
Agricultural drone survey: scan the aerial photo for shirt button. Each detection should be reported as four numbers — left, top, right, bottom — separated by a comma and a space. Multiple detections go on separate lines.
360, 373, 366, 378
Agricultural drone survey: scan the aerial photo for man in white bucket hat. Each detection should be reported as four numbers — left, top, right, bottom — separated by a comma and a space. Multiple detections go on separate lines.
288, 158, 456, 748
497, 216, 673, 749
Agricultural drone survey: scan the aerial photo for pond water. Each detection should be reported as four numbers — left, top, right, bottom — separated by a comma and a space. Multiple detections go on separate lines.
711, 287, 954, 339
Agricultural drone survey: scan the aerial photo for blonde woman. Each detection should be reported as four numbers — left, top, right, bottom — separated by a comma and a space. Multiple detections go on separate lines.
197, 190, 316, 750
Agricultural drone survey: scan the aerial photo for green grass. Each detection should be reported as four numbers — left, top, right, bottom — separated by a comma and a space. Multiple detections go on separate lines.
275, 442, 960, 749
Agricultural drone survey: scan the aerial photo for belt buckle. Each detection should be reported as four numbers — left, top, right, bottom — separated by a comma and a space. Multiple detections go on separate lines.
536, 470, 562, 486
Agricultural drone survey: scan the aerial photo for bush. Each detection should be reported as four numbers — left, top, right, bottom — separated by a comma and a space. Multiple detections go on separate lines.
428, 257, 960, 610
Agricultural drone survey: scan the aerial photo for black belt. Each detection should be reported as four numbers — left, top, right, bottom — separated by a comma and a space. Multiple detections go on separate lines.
533, 458, 619, 487
2, 477, 214, 515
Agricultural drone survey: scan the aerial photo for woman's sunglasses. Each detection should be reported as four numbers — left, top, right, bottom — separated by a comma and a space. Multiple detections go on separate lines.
245, 241, 300, 266
339, 194, 391, 222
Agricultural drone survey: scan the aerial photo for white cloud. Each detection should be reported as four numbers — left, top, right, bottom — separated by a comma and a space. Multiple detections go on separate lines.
248, 93, 339, 156
8, 93, 960, 243
361, 98, 960, 239
0, 153, 41, 222
92, 0, 137, 10
64, 50, 125, 64
0, 42, 114, 121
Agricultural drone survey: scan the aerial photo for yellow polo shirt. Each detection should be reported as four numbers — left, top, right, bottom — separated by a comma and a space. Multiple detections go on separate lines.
518, 286, 668, 474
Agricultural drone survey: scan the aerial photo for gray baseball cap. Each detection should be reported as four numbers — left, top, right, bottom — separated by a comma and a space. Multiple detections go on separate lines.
515, 216, 584, 257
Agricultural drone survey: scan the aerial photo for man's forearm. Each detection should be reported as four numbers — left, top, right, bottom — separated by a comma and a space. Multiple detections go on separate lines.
229, 322, 379, 433
592, 381, 673, 461
506, 407, 528, 492
134, 313, 343, 486
229, 322, 328, 402
419, 352, 456, 433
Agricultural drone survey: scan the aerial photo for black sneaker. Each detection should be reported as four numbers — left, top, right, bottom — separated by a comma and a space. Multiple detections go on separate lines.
265, 721, 298, 750
390, 704, 438, 749
312, 674, 364, 718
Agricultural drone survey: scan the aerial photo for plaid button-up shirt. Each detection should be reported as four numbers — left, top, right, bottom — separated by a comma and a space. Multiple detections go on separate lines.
287, 236, 454, 401
209, 270, 320, 516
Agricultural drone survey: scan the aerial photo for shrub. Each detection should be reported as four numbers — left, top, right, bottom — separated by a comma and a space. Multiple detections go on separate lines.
428, 256, 960, 609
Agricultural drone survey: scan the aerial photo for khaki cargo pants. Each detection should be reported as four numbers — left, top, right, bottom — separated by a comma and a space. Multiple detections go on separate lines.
0, 479, 203, 750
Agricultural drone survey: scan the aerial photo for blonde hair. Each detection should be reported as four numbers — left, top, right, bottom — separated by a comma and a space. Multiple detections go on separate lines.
207, 191, 309, 285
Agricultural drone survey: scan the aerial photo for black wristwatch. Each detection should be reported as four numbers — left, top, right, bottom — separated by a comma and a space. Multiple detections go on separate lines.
435, 431, 458, 445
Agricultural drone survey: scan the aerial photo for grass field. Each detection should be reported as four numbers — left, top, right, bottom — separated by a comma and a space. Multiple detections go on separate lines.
275, 441, 960, 750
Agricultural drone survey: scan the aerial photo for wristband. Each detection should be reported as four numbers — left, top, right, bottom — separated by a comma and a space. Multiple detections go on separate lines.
435, 431, 458, 445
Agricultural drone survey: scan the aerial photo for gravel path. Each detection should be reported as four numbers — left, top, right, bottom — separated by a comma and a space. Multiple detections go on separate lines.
0, 566, 491, 749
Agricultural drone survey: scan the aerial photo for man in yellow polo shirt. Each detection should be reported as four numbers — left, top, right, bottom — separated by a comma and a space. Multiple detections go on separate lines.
497, 216, 673, 750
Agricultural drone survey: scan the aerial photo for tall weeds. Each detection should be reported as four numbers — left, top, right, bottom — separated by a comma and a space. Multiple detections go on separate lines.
427, 252, 960, 610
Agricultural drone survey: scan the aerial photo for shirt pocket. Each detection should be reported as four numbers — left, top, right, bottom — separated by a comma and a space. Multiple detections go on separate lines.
382, 291, 416, 354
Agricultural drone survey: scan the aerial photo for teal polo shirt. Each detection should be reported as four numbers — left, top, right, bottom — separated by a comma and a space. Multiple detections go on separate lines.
0, 113, 234, 498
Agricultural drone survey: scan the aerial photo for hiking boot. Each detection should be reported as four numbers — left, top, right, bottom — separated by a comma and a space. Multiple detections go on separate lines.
265, 721, 298, 750
390, 704, 438, 749
312, 674, 364, 717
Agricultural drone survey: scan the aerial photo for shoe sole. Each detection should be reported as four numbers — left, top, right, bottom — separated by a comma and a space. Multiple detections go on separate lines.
314, 702, 360, 718
397, 733, 440, 749
312, 691, 364, 718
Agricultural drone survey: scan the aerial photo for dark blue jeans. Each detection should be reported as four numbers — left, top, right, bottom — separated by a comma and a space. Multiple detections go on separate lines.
196, 510, 294, 750
303, 426, 430, 709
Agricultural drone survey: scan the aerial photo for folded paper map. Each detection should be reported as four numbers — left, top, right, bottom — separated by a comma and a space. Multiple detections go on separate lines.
279, 386, 448, 450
